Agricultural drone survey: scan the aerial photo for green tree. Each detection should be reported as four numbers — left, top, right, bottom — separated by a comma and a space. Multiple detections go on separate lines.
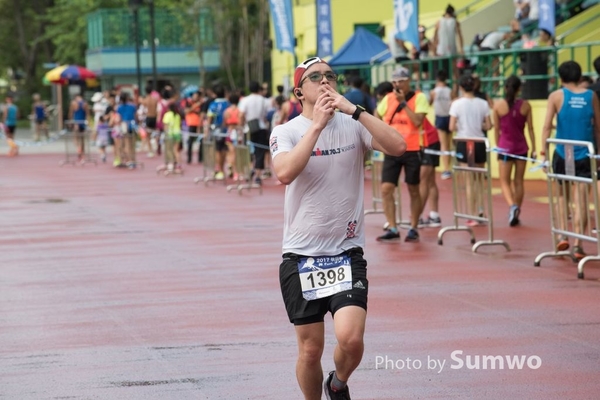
42, 0, 127, 65
166, 0, 270, 90
0, 0, 54, 96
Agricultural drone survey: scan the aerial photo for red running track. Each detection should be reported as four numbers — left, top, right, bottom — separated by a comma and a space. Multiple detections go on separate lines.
1, 153, 599, 399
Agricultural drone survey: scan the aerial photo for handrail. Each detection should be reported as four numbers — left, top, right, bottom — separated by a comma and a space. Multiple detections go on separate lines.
557, 5, 600, 43
365, 41, 600, 97
370, 49, 391, 65
495, 0, 587, 48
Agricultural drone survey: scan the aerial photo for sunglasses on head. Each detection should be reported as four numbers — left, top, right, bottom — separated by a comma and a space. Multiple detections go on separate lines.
298, 56, 323, 69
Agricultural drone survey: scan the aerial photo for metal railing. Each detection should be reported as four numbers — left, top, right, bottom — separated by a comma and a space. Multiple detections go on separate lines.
362, 41, 600, 98
534, 139, 600, 279
437, 137, 510, 253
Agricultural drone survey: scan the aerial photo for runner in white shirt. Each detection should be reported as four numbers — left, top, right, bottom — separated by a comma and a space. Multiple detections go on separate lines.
270, 57, 405, 400
239, 82, 271, 184
449, 74, 492, 226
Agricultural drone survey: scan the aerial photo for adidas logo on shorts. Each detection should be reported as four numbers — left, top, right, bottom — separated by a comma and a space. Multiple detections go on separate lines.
353, 280, 366, 289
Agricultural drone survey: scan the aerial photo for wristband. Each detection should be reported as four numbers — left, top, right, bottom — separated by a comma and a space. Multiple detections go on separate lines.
352, 105, 366, 120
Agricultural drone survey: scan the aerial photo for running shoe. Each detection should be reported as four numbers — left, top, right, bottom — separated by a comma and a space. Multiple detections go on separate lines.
377, 230, 400, 242
404, 228, 419, 242
509, 205, 520, 227
418, 217, 429, 228
465, 219, 480, 227
324, 371, 351, 400
556, 235, 569, 251
441, 171, 452, 180
426, 216, 442, 227
572, 246, 586, 261
214, 171, 224, 180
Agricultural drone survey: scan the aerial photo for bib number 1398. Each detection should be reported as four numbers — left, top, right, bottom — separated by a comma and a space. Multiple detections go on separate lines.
305, 267, 347, 288
298, 256, 352, 301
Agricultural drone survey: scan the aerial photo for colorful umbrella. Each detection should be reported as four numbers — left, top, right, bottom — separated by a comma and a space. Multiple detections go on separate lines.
181, 85, 199, 98
44, 65, 98, 86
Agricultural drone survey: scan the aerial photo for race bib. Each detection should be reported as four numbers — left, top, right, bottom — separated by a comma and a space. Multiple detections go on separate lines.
298, 255, 352, 301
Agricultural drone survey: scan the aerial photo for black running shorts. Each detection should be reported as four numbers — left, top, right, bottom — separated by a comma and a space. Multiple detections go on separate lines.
381, 151, 422, 186
146, 117, 157, 129
421, 142, 441, 167
279, 247, 368, 325
456, 140, 487, 165
552, 150, 592, 178
498, 152, 528, 162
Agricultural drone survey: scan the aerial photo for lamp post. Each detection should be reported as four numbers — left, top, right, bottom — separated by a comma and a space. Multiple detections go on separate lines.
148, 0, 158, 91
130, 0, 143, 97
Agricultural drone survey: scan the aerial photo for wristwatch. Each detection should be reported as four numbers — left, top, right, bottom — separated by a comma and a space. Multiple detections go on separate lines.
352, 105, 366, 120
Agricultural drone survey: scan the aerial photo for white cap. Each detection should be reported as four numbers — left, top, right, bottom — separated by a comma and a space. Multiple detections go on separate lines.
91, 92, 103, 103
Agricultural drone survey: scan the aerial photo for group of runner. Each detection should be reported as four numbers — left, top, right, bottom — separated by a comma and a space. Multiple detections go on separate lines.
80, 82, 304, 178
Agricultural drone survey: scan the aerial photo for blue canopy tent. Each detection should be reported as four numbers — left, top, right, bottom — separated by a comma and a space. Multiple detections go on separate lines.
328, 27, 390, 67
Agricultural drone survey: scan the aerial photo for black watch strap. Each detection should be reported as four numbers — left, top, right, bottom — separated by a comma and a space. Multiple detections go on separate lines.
352, 105, 366, 120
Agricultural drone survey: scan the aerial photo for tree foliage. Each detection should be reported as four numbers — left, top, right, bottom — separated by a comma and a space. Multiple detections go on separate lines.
163, 0, 270, 90
0, 0, 270, 99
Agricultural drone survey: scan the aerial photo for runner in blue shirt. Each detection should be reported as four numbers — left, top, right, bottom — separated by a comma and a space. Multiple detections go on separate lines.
3, 95, 19, 156
207, 85, 230, 180
68, 95, 90, 161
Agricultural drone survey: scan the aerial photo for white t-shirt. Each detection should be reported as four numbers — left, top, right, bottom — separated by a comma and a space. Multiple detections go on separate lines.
92, 100, 107, 125
449, 97, 490, 138
239, 93, 271, 130
270, 113, 373, 255
480, 31, 505, 50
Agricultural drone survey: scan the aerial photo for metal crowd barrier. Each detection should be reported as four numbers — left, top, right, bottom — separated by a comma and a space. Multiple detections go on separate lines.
194, 135, 222, 185
534, 139, 600, 279
438, 137, 510, 253
364, 151, 411, 229
226, 135, 262, 195
59, 120, 97, 166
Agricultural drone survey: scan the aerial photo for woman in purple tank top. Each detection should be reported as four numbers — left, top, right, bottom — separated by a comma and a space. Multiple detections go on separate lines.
493, 75, 536, 227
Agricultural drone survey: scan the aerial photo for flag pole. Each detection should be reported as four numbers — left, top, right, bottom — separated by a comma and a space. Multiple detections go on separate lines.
57, 84, 63, 132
